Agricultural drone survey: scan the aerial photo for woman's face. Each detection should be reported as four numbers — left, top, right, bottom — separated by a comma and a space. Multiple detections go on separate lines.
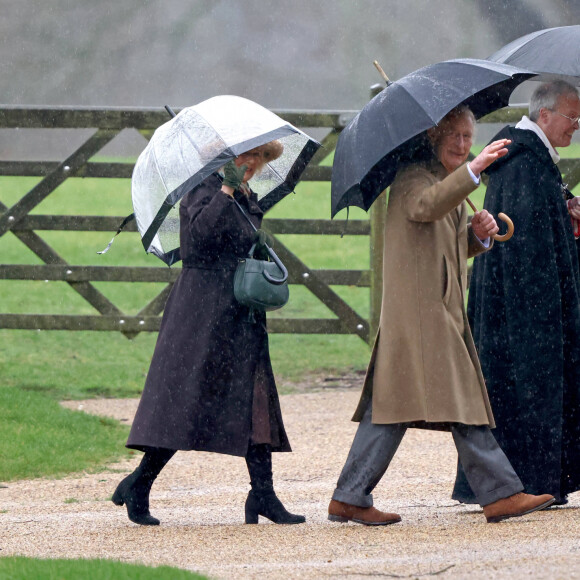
235, 149, 265, 182
432, 112, 475, 174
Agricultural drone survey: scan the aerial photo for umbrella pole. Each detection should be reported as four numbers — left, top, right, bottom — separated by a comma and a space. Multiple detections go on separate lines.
466, 196, 514, 242
373, 60, 393, 86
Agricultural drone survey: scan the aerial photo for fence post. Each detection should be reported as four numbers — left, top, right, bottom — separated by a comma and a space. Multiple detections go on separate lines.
368, 84, 386, 346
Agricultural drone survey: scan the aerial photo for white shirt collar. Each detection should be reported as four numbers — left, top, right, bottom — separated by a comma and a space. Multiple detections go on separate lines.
515, 115, 560, 164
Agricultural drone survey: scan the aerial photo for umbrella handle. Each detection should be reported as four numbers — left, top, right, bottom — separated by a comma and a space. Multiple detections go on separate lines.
264, 246, 289, 285
493, 212, 514, 242
465, 197, 514, 242
373, 60, 393, 86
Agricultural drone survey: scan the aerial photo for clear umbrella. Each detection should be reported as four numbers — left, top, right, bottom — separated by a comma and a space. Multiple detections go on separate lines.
132, 95, 320, 265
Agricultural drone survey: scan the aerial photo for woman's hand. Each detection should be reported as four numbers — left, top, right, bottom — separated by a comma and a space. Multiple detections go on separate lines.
468, 139, 511, 177
471, 209, 499, 241
221, 160, 248, 196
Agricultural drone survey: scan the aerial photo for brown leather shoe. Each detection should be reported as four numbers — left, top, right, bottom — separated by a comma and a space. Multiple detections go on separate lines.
328, 499, 401, 526
483, 492, 555, 523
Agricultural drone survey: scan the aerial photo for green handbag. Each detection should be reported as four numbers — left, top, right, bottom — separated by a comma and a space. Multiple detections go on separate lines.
234, 243, 289, 311
232, 198, 289, 312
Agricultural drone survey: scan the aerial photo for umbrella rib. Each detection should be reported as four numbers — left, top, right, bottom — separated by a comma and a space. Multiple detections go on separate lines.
396, 83, 441, 125
264, 162, 286, 189
150, 145, 172, 199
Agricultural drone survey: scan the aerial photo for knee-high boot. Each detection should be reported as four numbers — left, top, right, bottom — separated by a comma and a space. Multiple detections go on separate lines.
244, 443, 305, 525
112, 447, 175, 525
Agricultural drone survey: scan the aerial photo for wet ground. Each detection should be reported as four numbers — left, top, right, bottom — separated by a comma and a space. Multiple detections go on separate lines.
2, 389, 580, 579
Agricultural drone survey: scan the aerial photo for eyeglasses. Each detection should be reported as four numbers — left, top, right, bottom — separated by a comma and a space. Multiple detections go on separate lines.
551, 110, 580, 125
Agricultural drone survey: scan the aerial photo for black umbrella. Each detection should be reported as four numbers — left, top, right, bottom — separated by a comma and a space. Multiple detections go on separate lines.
488, 25, 580, 84
331, 58, 535, 218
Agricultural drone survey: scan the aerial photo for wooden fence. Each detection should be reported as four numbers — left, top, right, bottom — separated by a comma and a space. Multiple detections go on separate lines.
2, 105, 580, 345
0, 105, 380, 343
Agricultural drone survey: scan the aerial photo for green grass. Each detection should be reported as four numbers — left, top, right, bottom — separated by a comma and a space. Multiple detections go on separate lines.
0, 387, 130, 481
0, 557, 206, 579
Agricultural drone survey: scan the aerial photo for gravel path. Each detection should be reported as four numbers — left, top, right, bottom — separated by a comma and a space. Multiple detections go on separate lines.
2, 388, 580, 579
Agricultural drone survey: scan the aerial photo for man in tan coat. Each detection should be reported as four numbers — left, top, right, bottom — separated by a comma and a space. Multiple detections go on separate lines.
328, 106, 555, 525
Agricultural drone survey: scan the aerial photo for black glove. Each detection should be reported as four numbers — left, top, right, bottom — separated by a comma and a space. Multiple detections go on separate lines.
254, 229, 274, 248
253, 229, 274, 260
223, 160, 247, 189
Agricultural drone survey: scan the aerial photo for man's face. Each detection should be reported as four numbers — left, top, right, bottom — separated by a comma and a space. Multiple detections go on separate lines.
540, 93, 580, 149
432, 113, 475, 174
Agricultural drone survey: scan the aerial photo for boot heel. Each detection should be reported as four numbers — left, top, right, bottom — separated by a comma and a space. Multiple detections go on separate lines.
245, 508, 259, 524
244, 490, 305, 524
328, 514, 349, 523
244, 493, 260, 524
111, 475, 160, 526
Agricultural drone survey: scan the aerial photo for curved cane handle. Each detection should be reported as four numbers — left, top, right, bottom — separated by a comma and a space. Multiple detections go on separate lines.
493, 212, 514, 242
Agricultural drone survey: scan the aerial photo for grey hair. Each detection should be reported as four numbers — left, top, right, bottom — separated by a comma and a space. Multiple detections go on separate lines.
429, 104, 476, 144
446, 104, 476, 126
529, 80, 579, 121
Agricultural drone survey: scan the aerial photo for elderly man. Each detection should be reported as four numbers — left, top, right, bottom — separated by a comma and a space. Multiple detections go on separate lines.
453, 81, 580, 506
328, 105, 554, 526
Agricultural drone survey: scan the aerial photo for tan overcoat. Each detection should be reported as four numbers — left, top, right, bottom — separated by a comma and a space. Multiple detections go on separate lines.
353, 161, 495, 428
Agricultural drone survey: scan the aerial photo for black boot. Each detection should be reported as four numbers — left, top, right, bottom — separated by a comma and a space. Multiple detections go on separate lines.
112, 447, 175, 526
244, 443, 305, 525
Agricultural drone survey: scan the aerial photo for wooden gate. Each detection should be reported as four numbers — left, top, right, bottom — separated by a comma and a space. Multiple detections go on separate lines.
0, 106, 378, 343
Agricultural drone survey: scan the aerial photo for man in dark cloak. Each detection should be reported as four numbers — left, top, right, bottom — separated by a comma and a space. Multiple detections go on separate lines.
453, 80, 580, 505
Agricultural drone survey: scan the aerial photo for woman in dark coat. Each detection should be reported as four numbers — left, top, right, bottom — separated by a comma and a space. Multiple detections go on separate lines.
112, 141, 304, 526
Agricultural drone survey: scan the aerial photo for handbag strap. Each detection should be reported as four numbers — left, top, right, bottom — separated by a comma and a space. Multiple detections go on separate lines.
232, 197, 258, 233
232, 197, 288, 285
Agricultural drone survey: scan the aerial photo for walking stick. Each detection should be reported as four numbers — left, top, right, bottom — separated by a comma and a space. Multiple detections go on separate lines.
465, 197, 514, 242
372, 60, 515, 243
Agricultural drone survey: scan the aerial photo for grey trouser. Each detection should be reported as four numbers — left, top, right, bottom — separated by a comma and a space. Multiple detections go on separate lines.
332, 403, 523, 508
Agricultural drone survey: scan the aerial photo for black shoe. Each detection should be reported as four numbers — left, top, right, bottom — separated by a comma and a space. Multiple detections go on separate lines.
244, 490, 305, 524
112, 473, 160, 526
551, 496, 569, 506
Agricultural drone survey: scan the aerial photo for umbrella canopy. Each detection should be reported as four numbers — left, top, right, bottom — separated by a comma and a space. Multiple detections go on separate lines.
488, 25, 580, 84
331, 58, 535, 217
132, 95, 320, 265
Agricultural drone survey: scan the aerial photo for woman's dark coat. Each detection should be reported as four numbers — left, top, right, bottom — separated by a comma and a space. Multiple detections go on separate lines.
127, 174, 291, 457
453, 126, 580, 502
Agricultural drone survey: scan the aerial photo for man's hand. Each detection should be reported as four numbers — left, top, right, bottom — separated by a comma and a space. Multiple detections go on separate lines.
468, 139, 511, 176
471, 209, 499, 241
568, 196, 580, 219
